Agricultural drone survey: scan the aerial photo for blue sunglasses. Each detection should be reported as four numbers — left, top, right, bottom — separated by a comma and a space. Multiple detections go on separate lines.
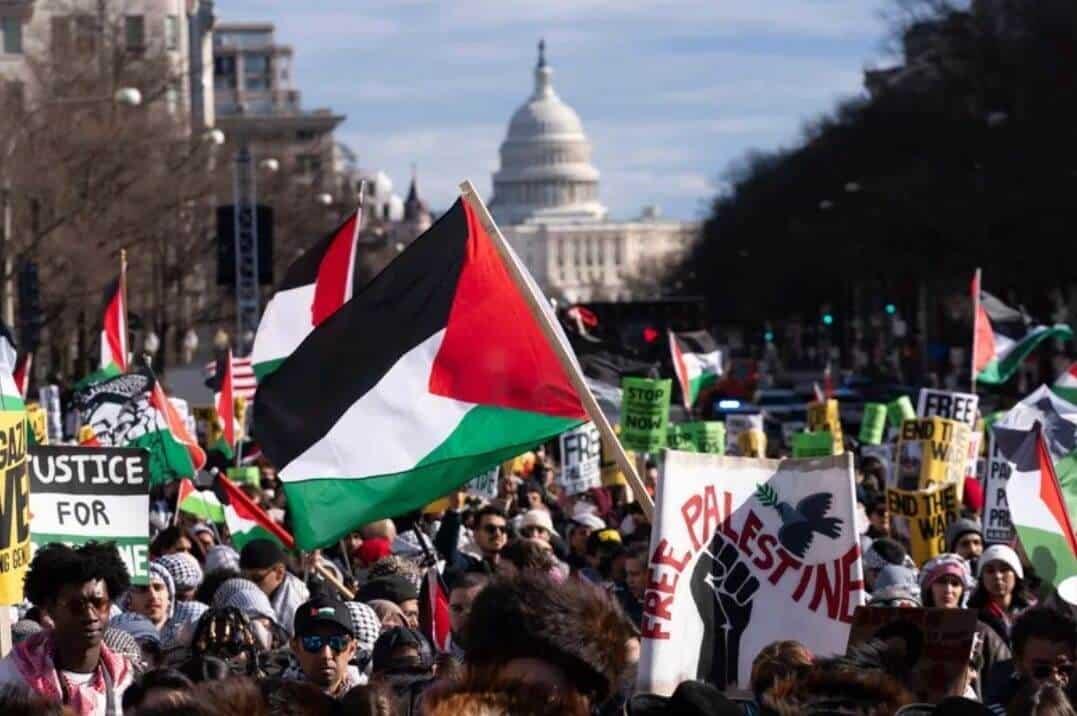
300, 634, 351, 654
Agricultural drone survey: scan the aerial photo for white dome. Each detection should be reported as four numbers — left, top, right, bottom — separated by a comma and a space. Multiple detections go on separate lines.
490, 41, 607, 226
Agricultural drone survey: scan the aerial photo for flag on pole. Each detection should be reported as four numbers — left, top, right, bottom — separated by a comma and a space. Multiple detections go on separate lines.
215, 473, 294, 551
13, 353, 31, 399
972, 275, 1072, 385
253, 196, 588, 549
419, 568, 451, 653
1053, 363, 1077, 405
1005, 425, 1077, 590
177, 478, 226, 523
251, 209, 362, 383
99, 275, 128, 375
668, 330, 721, 410
214, 350, 236, 459
204, 356, 256, 401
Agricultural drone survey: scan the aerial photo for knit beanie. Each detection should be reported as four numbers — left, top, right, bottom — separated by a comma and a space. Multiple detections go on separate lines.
212, 577, 278, 623
873, 565, 920, 595
919, 554, 973, 593
977, 544, 1023, 580
945, 517, 983, 553
158, 552, 204, 592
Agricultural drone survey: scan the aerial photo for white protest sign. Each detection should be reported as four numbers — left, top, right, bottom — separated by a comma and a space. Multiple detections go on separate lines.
983, 432, 1014, 543
918, 388, 981, 480
637, 451, 864, 696
559, 423, 601, 496
28, 446, 151, 585
466, 467, 499, 500
725, 413, 763, 456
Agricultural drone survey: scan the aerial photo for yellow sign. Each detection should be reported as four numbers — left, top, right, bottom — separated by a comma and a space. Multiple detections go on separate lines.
0, 410, 30, 604
886, 482, 960, 566
897, 417, 970, 492
26, 404, 47, 446
737, 429, 767, 458
807, 399, 844, 455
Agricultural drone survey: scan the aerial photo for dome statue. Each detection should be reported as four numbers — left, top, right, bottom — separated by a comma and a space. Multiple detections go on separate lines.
490, 40, 607, 226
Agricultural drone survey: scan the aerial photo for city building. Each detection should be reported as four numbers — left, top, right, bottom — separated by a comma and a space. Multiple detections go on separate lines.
492, 42, 699, 303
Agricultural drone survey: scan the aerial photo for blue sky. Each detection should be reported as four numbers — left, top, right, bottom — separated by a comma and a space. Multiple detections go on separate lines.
218, 1, 895, 220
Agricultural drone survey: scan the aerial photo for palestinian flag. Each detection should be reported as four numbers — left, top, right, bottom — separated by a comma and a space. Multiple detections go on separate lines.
251, 209, 361, 383
254, 196, 588, 549
419, 568, 451, 653
13, 353, 31, 399
177, 478, 226, 523
76, 369, 206, 485
669, 330, 721, 409
1006, 426, 1077, 590
99, 276, 128, 374
1053, 363, 1077, 404
0, 325, 22, 411
213, 351, 236, 459
215, 473, 294, 551
972, 274, 1072, 385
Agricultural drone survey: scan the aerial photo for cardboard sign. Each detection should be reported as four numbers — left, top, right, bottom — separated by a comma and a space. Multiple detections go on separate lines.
847, 607, 978, 703
896, 417, 970, 491
858, 403, 887, 446
725, 414, 763, 456
886, 482, 960, 565
227, 466, 259, 488
28, 446, 151, 586
559, 423, 602, 496
680, 422, 726, 454
637, 451, 863, 696
792, 431, 834, 458
888, 396, 916, 428
983, 432, 1014, 543
466, 466, 499, 500
0, 411, 30, 604
621, 378, 671, 452
917, 389, 979, 429
807, 400, 843, 455
737, 429, 767, 458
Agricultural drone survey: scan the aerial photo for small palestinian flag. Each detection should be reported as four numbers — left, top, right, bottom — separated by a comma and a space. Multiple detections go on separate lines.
419, 568, 451, 653
251, 209, 362, 383
1054, 363, 1077, 405
254, 194, 588, 549
213, 350, 236, 459
1006, 426, 1077, 591
669, 330, 721, 410
177, 478, 225, 523
99, 275, 128, 375
972, 273, 1072, 385
215, 473, 294, 551
0, 325, 22, 410
13, 352, 31, 399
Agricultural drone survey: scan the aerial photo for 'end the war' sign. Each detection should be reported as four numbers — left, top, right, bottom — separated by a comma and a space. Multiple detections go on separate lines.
28, 446, 151, 585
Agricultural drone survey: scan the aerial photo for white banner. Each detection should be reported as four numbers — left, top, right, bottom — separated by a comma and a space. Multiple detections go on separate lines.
983, 432, 1015, 543
559, 423, 601, 496
637, 451, 864, 696
466, 467, 499, 500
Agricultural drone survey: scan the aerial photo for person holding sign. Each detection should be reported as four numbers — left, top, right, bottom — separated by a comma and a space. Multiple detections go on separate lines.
0, 542, 135, 714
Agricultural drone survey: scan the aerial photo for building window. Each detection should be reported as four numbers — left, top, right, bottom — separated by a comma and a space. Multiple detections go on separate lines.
164, 15, 179, 51
75, 15, 97, 56
243, 53, 270, 90
1, 18, 22, 54
125, 15, 145, 52
296, 154, 321, 176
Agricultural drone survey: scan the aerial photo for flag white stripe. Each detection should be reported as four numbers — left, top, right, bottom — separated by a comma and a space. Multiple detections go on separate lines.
1007, 464, 1065, 535
279, 329, 475, 483
251, 283, 316, 373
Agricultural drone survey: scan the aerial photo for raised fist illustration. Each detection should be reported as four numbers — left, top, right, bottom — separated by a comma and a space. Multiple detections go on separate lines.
690, 528, 761, 690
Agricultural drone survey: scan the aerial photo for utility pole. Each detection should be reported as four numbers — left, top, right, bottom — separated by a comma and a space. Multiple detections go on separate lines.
232, 144, 260, 357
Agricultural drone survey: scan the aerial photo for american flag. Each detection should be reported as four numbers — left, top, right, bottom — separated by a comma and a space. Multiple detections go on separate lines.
204, 355, 257, 401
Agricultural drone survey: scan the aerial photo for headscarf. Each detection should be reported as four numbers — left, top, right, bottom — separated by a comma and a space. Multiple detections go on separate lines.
345, 601, 381, 653
368, 599, 407, 632
11, 630, 131, 716
919, 554, 974, 596
212, 578, 277, 624
160, 600, 209, 650
204, 544, 241, 574
157, 552, 204, 593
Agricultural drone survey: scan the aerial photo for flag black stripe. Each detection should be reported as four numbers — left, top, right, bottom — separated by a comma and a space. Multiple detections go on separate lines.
253, 200, 470, 469
276, 212, 356, 292
675, 330, 717, 354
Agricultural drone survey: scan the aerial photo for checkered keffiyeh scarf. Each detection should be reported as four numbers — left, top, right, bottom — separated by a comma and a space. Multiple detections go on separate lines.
158, 552, 204, 592
161, 600, 210, 650
345, 601, 381, 652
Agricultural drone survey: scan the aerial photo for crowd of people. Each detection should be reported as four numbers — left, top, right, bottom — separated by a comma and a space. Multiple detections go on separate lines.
1, 443, 1076, 716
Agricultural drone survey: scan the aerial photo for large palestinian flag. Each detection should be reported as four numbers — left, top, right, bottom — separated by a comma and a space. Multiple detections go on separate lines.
972, 273, 1072, 385
254, 197, 588, 549
251, 209, 361, 382
669, 329, 721, 409
1006, 426, 1077, 591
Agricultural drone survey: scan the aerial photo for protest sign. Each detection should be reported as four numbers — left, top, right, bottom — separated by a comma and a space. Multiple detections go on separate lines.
0, 411, 30, 605
792, 431, 834, 458
888, 396, 916, 427
725, 413, 763, 456
917, 389, 979, 429
26, 404, 47, 446
680, 422, 726, 454
982, 432, 1014, 543
896, 417, 970, 491
858, 403, 887, 446
807, 399, 843, 455
28, 446, 151, 585
847, 607, 978, 703
886, 482, 960, 565
621, 378, 671, 452
637, 451, 863, 696
559, 423, 601, 496
466, 466, 499, 500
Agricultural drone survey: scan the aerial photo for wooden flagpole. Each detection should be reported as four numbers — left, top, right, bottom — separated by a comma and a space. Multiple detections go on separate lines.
971, 267, 981, 394
120, 248, 129, 370
458, 180, 654, 521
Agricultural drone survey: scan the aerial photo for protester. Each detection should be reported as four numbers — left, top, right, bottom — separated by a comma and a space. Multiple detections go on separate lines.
158, 552, 205, 603
0, 542, 134, 714
284, 594, 360, 698
238, 538, 310, 635
435, 502, 508, 578
446, 572, 488, 659
748, 640, 814, 711
968, 545, 1036, 646
869, 564, 923, 607
358, 576, 420, 629
516, 508, 556, 543
370, 626, 437, 714
863, 538, 917, 591
983, 607, 1077, 714
614, 543, 647, 627
124, 562, 175, 632
947, 518, 986, 570
368, 600, 409, 633
121, 668, 195, 712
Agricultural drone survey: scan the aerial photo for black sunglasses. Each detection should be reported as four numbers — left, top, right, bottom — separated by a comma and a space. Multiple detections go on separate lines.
300, 634, 351, 654
482, 524, 507, 535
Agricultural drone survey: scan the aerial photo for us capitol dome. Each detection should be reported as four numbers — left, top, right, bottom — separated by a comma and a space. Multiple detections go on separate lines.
492, 42, 699, 303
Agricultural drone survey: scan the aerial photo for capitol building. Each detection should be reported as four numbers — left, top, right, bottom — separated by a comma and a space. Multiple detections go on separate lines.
491, 43, 699, 303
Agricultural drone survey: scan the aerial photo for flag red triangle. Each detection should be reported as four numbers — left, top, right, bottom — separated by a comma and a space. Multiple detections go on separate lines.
13, 353, 31, 398
311, 211, 361, 327
972, 272, 995, 374
1037, 431, 1077, 558
215, 351, 236, 447
428, 201, 587, 420
420, 568, 452, 652
177, 478, 195, 507
218, 473, 295, 549
102, 277, 127, 371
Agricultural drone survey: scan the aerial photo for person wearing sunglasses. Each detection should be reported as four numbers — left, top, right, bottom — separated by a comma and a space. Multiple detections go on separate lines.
434, 501, 509, 580
0, 542, 134, 715
983, 607, 1077, 715
288, 595, 360, 699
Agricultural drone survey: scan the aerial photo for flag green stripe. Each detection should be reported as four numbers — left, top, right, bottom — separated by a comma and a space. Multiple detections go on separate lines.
282, 404, 582, 549
129, 429, 196, 486
978, 326, 1074, 385
688, 372, 717, 405
1053, 386, 1077, 405
1014, 523, 1077, 590
253, 357, 285, 383
0, 396, 25, 412
179, 495, 226, 523
231, 524, 285, 552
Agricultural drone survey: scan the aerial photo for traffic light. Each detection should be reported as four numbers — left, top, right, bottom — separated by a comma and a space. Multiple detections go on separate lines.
884, 303, 896, 315
764, 330, 774, 342
17, 260, 42, 351
821, 313, 834, 326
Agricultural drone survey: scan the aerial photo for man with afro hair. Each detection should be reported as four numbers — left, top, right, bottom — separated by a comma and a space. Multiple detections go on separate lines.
0, 541, 135, 715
